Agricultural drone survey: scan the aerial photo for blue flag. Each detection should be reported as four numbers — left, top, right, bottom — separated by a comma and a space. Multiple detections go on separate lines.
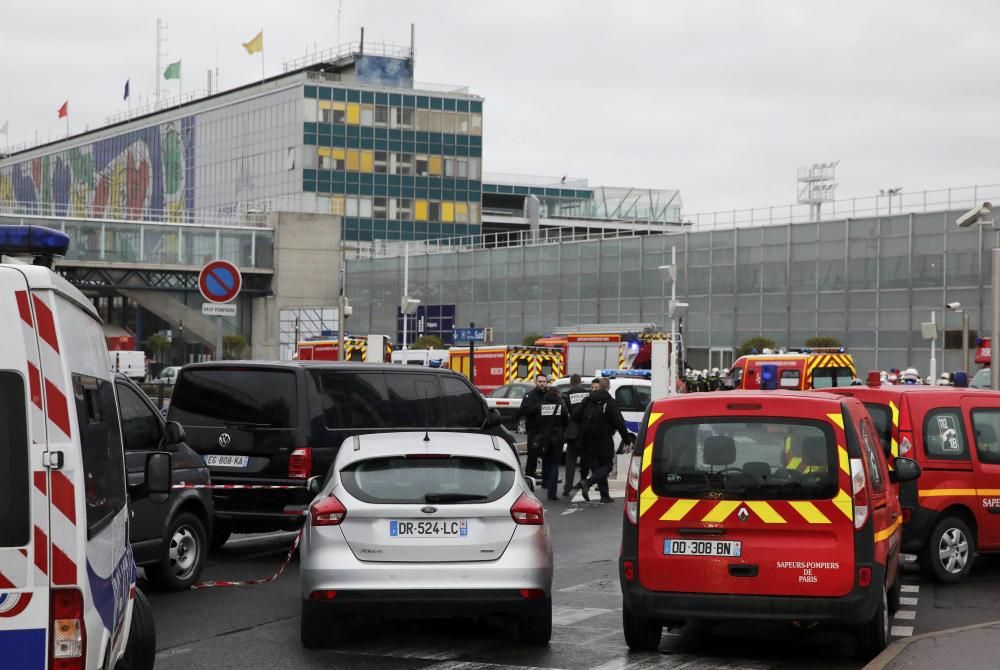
123, 79, 130, 101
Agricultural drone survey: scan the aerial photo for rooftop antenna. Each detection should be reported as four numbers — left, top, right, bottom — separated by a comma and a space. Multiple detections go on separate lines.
155, 18, 168, 110
337, 0, 342, 46
423, 391, 431, 442
797, 161, 839, 222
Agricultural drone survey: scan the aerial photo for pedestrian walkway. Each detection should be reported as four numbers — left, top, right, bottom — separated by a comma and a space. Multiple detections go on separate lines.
867, 620, 1000, 669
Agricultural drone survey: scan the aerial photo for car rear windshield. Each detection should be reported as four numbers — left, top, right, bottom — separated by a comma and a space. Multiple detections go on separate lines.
341, 456, 515, 504
864, 403, 893, 456
0, 372, 29, 547
651, 418, 838, 501
812, 367, 855, 388
170, 368, 297, 428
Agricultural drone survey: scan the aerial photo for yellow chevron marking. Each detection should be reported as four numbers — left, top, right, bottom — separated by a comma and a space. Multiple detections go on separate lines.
702, 500, 741, 523
661, 498, 699, 521
838, 446, 850, 475
639, 486, 659, 518
827, 412, 845, 430
745, 501, 786, 524
787, 457, 803, 470
647, 412, 663, 427
874, 516, 902, 543
833, 489, 854, 520
789, 501, 831, 524
641, 444, 653, 472
889, 400, 900, 428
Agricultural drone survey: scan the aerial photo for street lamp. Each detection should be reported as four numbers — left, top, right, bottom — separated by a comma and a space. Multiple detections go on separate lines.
659, 246, 688, 396
956, 202, 996, 390
921, 313, 938, 385
946, 302, 971, 376
880, 187, 903, 215
399, 243, 421, 350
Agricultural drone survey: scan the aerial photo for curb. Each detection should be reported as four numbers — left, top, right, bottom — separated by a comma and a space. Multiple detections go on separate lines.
864, 619, 1000, 670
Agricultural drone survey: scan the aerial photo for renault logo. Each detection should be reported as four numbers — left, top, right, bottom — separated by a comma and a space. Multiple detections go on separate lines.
737, 507, 750, 523
218, 433, 232, 448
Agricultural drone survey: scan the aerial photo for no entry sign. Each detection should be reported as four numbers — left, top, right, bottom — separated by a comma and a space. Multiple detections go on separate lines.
199, 260, 242, 304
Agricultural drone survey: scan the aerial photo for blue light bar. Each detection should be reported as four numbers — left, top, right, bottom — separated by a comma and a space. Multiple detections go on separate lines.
600, 369, 652, 379
0, 225, 70, 257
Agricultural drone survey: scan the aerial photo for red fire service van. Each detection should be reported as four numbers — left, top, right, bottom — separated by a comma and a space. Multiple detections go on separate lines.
730, 349, 857, 390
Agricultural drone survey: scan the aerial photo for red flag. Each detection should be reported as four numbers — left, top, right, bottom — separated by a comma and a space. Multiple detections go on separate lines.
57, 101, 68, 118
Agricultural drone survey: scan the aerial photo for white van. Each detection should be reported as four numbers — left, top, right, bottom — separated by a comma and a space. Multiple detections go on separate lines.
109, 350, 148, 382
0, 226, 166, 669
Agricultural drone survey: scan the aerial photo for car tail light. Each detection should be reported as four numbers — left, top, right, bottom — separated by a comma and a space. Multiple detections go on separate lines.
288, 447, 312, 480
624, 452, 642, 526
898, 432, 913, 457
850, 457, 870, 530
518, 588, 545, 600
623, 560, 635, 582
857, 566, 872, 587
310, 494, 347, 526
51, 588, 86, 670
511, 493, 544, 525
309, 590, 338, 600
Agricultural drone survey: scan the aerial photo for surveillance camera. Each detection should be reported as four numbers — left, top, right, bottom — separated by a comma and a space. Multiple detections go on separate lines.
956, 202, 992, 228
946, 302, 961, 310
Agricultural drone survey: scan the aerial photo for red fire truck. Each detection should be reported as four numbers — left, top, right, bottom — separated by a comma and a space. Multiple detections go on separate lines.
535, 325, 667, 376
448, 345, 564, 395
296, 334, 392, 362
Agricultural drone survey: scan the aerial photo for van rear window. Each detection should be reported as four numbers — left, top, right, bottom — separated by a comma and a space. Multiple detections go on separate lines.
170, 369, 297, 428
864, 403, 893, 455
812, 367, 855, 388
0, 372, 29, 547
651, 418, 838, 501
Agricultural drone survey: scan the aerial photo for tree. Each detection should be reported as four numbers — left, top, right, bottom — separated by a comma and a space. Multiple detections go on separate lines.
804, 336, 842, 349
411, 335, 443, 350
223, 334, 250, 360
144, 334, 171, 362
522, 334, 542, 346
736, 336, 778, 358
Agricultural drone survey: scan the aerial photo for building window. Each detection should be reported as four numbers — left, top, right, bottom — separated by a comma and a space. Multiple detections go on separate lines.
429, 156, 443, 176
455, 202, 469, 223
322, 101, 346, 124
470, 113, 482, 136
347, 102, 361, 125
469, 202, 480, 224
457, 158, 469, 179
360, 150, 374, 173
469, 157, 481, 180
393, 153, 414, 175
392, 107, 414, 129
375, 105, 389, 126
416, 154, 429, 177
393, 198, 412, 221
319, 147, 346, 170
429, 111, 443, 133
457, 112, 469, 134
429, 201, 441, 221
415, 200, 429, 222
330, 196, 346, 215
359, 197, 373, 218
442, 201, 454, 223
346, 150, 360, 172
416, 109, 430, 131
444, 158, 455, 177
374, 151, 388, 173
360, 105, 374, 126
373, 197, 388, 218
441, 112, 456, 134
346, 197, 359, 217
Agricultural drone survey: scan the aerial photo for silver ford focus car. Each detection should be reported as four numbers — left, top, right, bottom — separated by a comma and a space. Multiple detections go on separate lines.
299, 431, 554, 647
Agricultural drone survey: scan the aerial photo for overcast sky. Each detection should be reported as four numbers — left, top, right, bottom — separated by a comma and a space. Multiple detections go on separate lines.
2, 1, 999, 213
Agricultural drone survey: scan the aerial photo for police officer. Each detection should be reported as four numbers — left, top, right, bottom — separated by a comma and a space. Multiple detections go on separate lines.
532, 386, 569, 500
516, 374, 548, 478
572, 378, 633, 503
561, 374, 590, 497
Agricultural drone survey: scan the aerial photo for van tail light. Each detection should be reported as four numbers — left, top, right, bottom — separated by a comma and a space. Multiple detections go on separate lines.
511, 493, 544, 525
857, 566, 872, 587
850, 457, 870, 530
898, 431, 913, 457
623, 560, 635, 582
310, 494, 347, 526
624, 452, 642, 526
288, 447, 313, 480
518, 588, 546, 600
51, 588, 86, 670
309, 590, 338, 600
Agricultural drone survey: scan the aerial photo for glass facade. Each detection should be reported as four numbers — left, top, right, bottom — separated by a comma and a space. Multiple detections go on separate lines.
346, 209, 993, 374
302, 85, 483, 242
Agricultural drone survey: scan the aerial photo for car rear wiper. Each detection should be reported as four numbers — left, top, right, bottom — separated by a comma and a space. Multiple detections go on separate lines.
424, 492, 489, 503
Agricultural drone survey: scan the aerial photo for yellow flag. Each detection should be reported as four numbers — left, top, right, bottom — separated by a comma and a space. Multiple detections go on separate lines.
242, 31, 263, 55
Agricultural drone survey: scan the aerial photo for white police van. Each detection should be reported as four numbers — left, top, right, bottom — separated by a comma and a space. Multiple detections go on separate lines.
0, 226, 166, 670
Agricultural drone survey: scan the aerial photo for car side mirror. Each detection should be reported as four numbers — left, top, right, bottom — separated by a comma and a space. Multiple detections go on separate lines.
524, 476, 535, 492
164, 420, 186, 445
890, 457, 921, 484
145, 452, 172, 504
483, 408, 503, 429
307, 476, 323, 494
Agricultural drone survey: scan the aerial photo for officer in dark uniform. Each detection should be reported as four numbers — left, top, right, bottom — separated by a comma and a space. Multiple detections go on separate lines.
516, 374, 548, 478
561, 374, 590, 497
531, 386, 569, 500
572, 378, 633, 503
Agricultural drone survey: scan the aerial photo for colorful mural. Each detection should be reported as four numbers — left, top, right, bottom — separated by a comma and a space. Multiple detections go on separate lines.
0, 116, 195, 222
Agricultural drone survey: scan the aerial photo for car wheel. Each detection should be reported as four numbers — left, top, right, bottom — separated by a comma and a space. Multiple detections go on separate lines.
114, 589, 155, 670
147, 513, 206, 591
855, 583, 889, 661
210, 521, 232, 550
622, 604, 662, 651
921, 515, 975, 584
516, 601, 552, 645
300, 602, 348, 648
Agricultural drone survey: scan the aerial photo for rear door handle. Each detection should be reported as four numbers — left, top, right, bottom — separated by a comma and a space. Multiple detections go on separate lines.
677, 527, 726, 536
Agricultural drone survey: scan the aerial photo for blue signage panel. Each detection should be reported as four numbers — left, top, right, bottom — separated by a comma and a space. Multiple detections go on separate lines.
397, 304, 455, 346
453, 327, 487, 342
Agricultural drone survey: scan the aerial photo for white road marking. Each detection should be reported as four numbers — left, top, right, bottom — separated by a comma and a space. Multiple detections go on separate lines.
901, 584, 920, 593
901, 553, 918, 562
894, 609, 916, 620
552, 606, 613, 625
891, 625, 914, 637
900, 596, 919, 606
561, 507, 581, 516
559, 579, 621, 593
156, 648, 193, 659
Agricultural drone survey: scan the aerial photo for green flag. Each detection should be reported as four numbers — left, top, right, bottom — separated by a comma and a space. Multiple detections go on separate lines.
163, 60, 181, 80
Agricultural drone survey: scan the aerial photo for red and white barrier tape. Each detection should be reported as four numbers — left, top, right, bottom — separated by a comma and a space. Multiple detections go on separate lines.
191, 530, 302, 590
172, 482, 307, 490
